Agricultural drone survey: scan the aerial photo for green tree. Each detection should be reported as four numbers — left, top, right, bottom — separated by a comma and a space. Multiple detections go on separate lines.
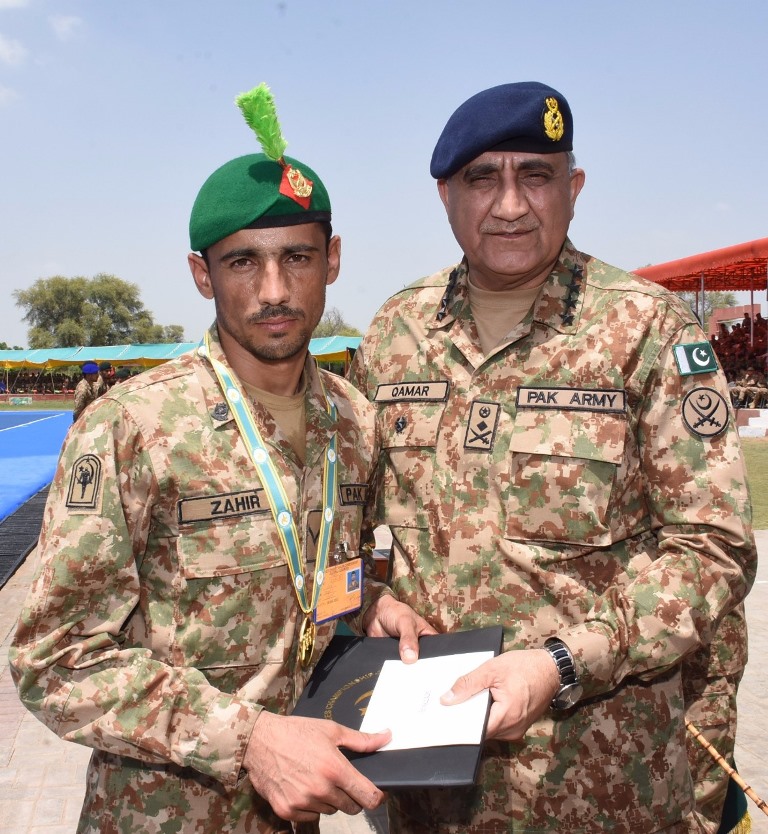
676, 290, 738, 330
14, 274, 185, 347
0, 341, 24, 350
312, 307, 362, 338
161, 325, 186, 344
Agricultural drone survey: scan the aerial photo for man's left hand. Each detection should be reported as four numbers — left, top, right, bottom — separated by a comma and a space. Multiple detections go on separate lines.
362, 595, 437, 663
440, 649, 560, 740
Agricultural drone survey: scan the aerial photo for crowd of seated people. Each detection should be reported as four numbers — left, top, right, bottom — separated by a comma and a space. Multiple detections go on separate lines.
710, 312, 768, 408
1, 364, 142, 396
1, 370, 76, 395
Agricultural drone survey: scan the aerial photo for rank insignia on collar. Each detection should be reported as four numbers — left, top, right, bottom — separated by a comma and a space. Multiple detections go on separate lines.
211, 402, 230, 421
560, 265, 583, 326
543, 97, 565, 142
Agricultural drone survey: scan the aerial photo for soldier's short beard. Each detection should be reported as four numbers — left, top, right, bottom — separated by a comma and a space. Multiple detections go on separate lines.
216, 301, 321, 363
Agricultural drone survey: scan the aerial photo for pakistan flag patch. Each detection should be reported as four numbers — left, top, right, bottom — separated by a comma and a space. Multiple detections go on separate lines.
673, 342, 718, 376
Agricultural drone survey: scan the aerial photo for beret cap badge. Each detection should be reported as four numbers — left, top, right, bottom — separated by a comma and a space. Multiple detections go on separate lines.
543, 97, 565, 142
237, 84, 314, 208
429, 82, 574, 180
282, 164, 313, 207
188, 83, 331, 252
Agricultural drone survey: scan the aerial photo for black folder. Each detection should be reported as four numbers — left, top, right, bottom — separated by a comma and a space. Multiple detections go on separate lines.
292, 626, 504, 789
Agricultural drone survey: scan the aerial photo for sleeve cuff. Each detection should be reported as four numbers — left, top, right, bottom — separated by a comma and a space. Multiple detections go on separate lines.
558, 623, 616, 698
187, 695, 263, 788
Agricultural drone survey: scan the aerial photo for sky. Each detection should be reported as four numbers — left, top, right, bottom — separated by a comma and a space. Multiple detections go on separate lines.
2, 0, 767, 349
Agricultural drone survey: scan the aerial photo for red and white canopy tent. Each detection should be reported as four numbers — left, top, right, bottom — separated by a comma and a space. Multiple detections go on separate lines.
633, 237, 768, 343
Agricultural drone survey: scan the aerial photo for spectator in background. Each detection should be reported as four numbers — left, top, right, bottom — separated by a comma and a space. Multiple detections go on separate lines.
730, 364, 768, 409
72, 361, 106, 422
99, 362, 115, 389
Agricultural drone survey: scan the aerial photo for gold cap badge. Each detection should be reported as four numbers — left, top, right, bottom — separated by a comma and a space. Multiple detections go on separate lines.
278, 163, 314, 209
543, 96, 565, 142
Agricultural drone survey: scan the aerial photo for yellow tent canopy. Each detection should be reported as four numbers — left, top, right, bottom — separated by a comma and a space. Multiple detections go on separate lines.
0, 336, 361, 370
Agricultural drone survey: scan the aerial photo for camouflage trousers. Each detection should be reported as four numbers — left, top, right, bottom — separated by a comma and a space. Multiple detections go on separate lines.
682, 672, 742, 834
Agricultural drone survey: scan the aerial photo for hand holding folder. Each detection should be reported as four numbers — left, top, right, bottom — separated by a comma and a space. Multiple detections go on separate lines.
292, 626, 504, 789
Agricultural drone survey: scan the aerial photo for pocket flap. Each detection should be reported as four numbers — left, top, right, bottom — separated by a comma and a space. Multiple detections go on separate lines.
178, 517, 285, 578
510, 408, 627, 465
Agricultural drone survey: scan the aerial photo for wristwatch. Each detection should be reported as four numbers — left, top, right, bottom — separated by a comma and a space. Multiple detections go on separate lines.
543, 638, 583, 711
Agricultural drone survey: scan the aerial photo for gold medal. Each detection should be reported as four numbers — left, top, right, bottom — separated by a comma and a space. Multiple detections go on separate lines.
298, 615, 316, 668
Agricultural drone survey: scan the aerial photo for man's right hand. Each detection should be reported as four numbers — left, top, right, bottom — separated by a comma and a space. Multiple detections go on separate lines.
243, 711, 390, 823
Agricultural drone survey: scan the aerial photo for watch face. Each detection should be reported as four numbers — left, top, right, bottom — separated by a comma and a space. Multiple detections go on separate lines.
553, 683, 583, 710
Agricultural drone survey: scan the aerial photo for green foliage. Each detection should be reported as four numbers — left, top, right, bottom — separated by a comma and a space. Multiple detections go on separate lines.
742, 438, 768, 529
13, 274, 185, 348
235, 83, 288, 162
0, 341, 23, 350
312, 307, 362, 338
161, 325, 186, 344
675, 290, 738, 329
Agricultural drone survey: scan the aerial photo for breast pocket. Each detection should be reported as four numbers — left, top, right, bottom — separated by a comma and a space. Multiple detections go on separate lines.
505, 409, 627, 546
378, 402, 444, 529
175, 514, 289, 669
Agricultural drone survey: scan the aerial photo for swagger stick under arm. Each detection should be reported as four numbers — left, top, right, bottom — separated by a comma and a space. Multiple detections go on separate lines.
686, 721, 768, 818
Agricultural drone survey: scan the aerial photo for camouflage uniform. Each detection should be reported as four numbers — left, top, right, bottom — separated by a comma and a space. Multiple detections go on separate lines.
72, 374, 105, 421
11, 325, 380, 834
682, 605, 747, 834
350, 241, 756, 834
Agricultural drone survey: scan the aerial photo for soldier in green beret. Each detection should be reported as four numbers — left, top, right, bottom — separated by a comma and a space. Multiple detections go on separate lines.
11, 84, 432, 833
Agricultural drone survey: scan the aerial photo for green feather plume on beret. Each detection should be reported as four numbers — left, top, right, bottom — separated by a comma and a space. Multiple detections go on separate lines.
189, 83, 331, 252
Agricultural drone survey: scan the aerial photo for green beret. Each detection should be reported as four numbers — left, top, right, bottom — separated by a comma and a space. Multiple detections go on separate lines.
189, 153, 331, 252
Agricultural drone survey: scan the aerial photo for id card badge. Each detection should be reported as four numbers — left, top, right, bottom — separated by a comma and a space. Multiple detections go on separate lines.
314, 557, 363, 624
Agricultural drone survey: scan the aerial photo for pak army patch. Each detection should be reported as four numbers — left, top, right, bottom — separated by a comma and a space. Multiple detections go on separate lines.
674, 342, 718, 376
682, 387, 729, 438
339, 483, 369, 506
464, 401, 501, 452
66, 454, 103, 512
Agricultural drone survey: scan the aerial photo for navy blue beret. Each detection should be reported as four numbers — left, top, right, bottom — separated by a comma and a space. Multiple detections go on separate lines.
430, 82, 573, 179
81, 362, 99, 374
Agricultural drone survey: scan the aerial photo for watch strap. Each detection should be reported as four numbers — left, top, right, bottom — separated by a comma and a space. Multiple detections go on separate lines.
543, 638, 580, 708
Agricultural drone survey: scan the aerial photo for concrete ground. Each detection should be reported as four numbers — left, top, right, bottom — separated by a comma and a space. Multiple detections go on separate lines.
1, 532, 766, 834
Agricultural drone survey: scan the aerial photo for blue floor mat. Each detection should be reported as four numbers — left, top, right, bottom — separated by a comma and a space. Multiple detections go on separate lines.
0, 411, 70, 521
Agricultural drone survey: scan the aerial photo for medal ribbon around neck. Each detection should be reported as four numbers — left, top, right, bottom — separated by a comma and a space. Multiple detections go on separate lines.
200, 332, 338, 617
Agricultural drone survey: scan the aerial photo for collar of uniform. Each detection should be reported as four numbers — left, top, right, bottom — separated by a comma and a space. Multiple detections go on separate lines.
531, 239, 586, 334
428, 259, 470, 329
198, 326, 336, 436
302, 357, 339, 471
196, 324, 235, 426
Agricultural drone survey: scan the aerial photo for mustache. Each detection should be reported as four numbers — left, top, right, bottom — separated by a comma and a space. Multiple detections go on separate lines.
480, 222, 538, 235
248, 305, 305, 324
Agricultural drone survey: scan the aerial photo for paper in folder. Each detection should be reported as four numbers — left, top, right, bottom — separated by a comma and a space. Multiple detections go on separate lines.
291, 625, 504, 789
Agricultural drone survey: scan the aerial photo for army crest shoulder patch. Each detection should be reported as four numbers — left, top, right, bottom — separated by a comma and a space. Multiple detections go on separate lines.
65, 454, 103, 512
681, 387, 729, 438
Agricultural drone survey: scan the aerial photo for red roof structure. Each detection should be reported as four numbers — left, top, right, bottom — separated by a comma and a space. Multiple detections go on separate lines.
633, 237, 768, 293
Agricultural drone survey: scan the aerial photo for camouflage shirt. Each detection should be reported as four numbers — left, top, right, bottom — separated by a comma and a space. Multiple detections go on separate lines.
350, 242, 757, 834
72, 374, 106, 422
11, 326, 380, 834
